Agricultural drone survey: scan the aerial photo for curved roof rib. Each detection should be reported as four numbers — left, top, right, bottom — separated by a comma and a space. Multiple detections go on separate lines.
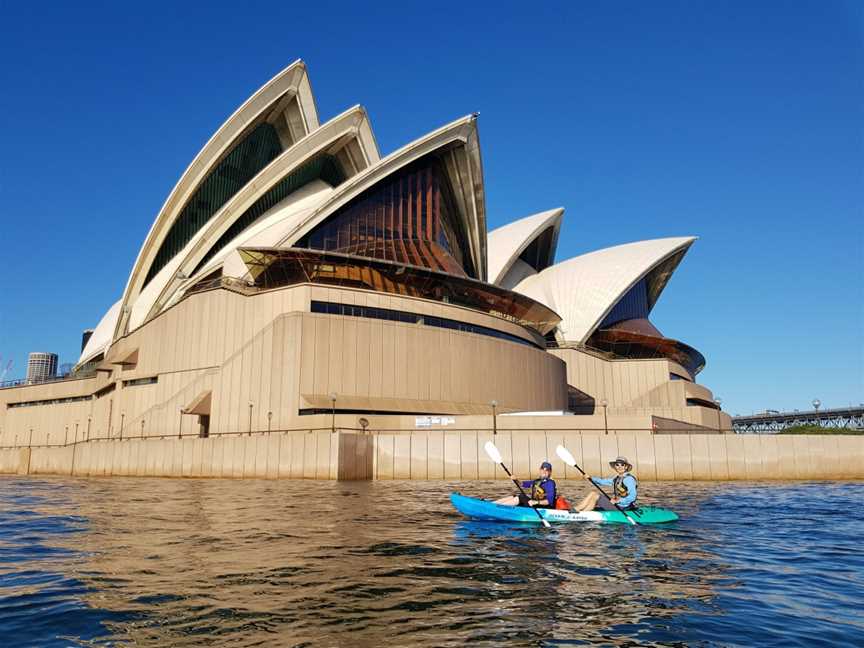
276, 114, 488, 280
487, 208, 563, 288
131, 106, 379, 328
115, 60, 319, 339
512, 237, 696, 344
77, 299, 121, 366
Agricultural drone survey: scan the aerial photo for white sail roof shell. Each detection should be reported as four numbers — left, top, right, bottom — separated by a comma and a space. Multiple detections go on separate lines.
487, 208, 563, 287
77, 299, 121, 366
512, 237, 696, 344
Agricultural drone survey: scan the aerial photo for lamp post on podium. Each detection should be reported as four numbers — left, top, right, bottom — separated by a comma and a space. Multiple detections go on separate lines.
329, 393, 337, 434
491, 400, 498, 436
601, 399, 609, 435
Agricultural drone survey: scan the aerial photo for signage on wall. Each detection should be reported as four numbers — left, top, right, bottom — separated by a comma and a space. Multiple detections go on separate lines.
415, 416, 456, 428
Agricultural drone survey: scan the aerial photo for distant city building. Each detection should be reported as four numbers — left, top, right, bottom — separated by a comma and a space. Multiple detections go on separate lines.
81, 329, 94, 353
25, 352, 58, 384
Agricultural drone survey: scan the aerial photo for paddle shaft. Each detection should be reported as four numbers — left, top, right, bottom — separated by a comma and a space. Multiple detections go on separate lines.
497, 462, 551, 527
568, 460, 640, 525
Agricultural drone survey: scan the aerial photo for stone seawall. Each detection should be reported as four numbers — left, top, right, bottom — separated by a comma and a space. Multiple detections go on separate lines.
0, 432, 861, 481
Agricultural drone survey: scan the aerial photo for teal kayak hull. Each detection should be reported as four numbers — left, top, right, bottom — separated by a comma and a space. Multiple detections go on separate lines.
450, 492, 678, 525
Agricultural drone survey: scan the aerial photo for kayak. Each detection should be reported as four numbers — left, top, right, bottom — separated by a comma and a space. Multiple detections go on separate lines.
450, 492, 678, 525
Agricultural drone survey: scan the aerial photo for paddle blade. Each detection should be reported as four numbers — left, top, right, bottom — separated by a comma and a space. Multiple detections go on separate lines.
483, 440, 503, 464
556, 445, 576, 467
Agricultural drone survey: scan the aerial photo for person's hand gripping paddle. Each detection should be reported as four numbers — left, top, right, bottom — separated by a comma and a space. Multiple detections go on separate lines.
555, 445, 639, 526
483, 441, 551, 528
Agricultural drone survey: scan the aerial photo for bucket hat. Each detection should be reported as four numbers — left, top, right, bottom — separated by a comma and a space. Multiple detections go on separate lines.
609, 456, 632, 470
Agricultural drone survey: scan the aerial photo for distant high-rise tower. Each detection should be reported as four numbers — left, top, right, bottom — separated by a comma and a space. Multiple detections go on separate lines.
26, 352, 58, 384
81, 329, 94, 353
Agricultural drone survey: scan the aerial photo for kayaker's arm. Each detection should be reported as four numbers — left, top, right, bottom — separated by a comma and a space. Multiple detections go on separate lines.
585, 475, 614, 486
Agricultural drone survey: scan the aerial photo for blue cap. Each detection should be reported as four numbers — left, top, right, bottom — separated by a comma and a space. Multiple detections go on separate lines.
540, 461, 553, 470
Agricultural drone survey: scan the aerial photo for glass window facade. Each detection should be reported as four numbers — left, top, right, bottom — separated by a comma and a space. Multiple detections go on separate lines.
598, 277, 650, 329
311, 300, 540, 349
192, 155, 344, 275
144, 122, 284, 287
122, 376, 159, 387
233, 248, 560, 335
295, 154, 476, 278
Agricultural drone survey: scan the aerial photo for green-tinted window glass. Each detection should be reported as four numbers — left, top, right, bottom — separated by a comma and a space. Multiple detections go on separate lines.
192, 155, 345, 275
143, 122, 283, 287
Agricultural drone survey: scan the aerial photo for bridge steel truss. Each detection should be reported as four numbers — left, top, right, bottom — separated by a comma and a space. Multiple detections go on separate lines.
732, 407, 864, 433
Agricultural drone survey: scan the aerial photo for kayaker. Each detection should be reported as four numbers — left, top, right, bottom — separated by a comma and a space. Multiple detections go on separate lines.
575, 456, 638, 512
493, 461, 557, 508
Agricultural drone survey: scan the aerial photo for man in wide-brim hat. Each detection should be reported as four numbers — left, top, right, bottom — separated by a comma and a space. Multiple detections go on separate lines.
574, 456, 639, 513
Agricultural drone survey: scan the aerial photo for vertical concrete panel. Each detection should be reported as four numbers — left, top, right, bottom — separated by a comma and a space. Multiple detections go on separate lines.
277, 433, 292, 479
616, 434, 638, 478
599, 436, 619, 478
671, 436, 693, 480
653, 435, 675, 480
393, 434, 412, 479
410, 432, 428, 480
581, 434, 603, 478
265, 435, 280, 479
545, 432, 565, 479
243, 436, 259, 478
492, 432, 514, 481
368, 320, 383, 401
426, 431, 444, 479
355, 320, 371, 399
476, 432, 495, 480
689, 435, 711, 480
725, 436, 746, 479
231, 436, 247, 478
792, 436, 810, 479
560, 433, 584, 481
529, 433, 548, 474
206, 437, 222, 477
381, 323, 396, 399
707, 435, 729, 480
302, 432, 317, 479
741, 436, 763, 479
181, 439, 194, 477
835, 437, 858, 478
774, 436, 795, 479
316, 431, 332, 479
443, 432, 462, 480
377, 434, 395, 480
222, 436, 238, 478
290, 433, 305, 479
511, 433, 530, 477
190, 439, 203, 477
807, 436, 827, 479
758, 435, 781, 479
460, 432, 479, 480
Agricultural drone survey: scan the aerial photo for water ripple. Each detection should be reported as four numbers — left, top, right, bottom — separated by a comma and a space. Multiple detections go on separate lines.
0, 477, 862, 646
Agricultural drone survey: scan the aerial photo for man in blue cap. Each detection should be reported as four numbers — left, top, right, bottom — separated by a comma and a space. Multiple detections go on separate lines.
494, 461, 557, 508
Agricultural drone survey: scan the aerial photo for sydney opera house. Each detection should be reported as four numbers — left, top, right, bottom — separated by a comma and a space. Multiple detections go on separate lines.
0, 60, 729, 448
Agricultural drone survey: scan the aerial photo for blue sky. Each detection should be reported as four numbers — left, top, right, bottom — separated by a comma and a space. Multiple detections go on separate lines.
0, 1, 861, 415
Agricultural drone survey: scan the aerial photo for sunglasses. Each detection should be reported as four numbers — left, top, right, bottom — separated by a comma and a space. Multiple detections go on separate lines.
612, 462, 627, 467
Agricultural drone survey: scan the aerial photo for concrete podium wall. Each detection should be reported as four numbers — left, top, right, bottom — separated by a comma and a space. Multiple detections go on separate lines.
0, 431, 374, 480
0, 432, 861, 481
371, 431, 864, 481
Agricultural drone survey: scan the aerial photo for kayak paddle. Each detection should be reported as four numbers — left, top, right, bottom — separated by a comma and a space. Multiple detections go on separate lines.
555, 445, 639, 526
483, 441, 551, 528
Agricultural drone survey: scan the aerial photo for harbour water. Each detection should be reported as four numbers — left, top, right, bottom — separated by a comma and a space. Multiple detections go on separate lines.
0, 477, 862, 647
